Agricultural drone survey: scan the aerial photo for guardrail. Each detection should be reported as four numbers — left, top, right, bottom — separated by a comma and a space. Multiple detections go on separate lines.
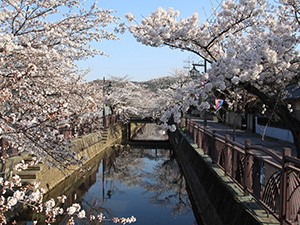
0, 114, 119, 157
57, 114, 118, 139
185, 119, 300, 225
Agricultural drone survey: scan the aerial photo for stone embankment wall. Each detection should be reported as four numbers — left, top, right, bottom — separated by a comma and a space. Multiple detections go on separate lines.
168, 129, 279, 225
36, 123, 140, 191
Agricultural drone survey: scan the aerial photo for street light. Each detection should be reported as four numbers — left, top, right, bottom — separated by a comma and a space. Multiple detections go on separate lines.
102, 77, 113, 128
102, 77, 106, 128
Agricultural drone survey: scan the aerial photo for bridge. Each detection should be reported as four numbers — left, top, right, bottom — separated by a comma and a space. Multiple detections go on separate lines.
125, 117, 170, 149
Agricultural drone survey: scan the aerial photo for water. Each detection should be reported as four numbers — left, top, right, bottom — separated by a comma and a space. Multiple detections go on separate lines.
16, 124, 197, 224
81, 147, 196, 225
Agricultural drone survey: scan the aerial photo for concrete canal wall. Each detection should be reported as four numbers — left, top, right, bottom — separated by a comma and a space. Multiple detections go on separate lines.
34, 123, 141, 191
168, 129, 279, 225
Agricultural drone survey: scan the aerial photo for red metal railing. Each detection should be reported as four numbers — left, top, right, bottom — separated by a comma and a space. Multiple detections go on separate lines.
185, 119, 300, 225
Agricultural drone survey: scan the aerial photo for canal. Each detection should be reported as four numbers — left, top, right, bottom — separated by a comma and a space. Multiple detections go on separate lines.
17, 124, 197, 224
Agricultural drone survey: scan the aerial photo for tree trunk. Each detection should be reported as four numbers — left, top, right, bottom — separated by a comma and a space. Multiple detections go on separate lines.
294, 131, 300, 158
244, 83, 300, 158
278, 110, 300, 158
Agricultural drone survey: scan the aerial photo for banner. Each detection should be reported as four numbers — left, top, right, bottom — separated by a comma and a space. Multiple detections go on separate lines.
214, 99, 224, 111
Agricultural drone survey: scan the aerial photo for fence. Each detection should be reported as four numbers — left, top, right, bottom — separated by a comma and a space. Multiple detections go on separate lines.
0, 114, 119, 157
51, 114, 118, 140
186, 119, 300, 225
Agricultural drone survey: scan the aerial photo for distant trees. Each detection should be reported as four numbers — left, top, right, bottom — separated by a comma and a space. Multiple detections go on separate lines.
128, 0, 300, 156
106, 78, 162, 119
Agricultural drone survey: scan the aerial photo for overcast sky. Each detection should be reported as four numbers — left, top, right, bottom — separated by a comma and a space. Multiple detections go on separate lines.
79, 0, 222, 82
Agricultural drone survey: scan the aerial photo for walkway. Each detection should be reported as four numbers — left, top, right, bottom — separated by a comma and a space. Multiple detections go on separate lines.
189, 117, 298, 157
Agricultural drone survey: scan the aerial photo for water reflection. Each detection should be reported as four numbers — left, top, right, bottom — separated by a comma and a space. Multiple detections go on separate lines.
141, 150, 191, 217
95, 146, 195, 225
15, 124, 196, 224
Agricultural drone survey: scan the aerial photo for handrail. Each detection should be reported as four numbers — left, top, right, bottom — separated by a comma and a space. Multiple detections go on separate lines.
249, 145, 282, 164
0, 114, 119, 158
184, 119, 300, 225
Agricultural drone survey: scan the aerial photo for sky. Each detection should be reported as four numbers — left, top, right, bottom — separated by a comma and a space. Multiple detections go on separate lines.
80, 0, 223, 82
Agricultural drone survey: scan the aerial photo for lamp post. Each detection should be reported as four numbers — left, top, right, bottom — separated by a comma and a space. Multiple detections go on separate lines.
102, 77, 113, 128
102, 77, 106, 128
189, 59, 208, 127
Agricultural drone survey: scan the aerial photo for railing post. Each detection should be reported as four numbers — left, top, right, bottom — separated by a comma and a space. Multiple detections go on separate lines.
279, 147, 291, 225
244, 139, 251, 196
106, 116, 110, 128
197, 126, 202, 148
193, 124, 198, 144
187, 119, 191, 134
212, 130, 216, 162
203, 127, 208, 155
224, 134, 231, 176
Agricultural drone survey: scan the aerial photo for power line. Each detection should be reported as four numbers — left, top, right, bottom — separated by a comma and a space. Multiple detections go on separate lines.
206, 0, 224, 24
183, 0, 224, 70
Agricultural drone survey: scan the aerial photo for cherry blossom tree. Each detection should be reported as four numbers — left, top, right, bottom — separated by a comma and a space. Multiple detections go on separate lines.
106, 78, 160, 120
128, 0, 300, 156
0, 0, 123, 165
103, 70, 208, 132
152, 69, 210, 131
0, 1, 136, 223
103, 73, 197, 128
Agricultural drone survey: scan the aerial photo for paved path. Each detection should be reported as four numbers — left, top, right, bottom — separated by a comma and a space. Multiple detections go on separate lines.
189, 118, 298, 157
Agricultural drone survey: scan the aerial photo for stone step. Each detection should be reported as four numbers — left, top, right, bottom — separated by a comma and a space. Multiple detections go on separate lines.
25, 165, 41, 171
23, 154, 43, 164
23, 159, 42, 163
16, 170, 37, 180
101, 129, 108, 143
19, 179, 37, 185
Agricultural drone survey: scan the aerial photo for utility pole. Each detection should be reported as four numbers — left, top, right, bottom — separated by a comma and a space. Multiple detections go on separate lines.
203, 59, 207, 128
189, 58, 208, 127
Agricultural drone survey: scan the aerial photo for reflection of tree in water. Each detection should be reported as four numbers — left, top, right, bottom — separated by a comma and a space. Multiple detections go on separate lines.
104, 146, 144, 188
68, 146, 144, 224
99, 141, 191, 218
141, 153, 192, 217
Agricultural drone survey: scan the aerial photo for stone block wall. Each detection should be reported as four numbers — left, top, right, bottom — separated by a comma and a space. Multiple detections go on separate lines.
168, 129, 279, 225
35, 123, 141, 191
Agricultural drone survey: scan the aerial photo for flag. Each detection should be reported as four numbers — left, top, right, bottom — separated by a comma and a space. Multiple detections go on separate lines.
215, 99, 224, 111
